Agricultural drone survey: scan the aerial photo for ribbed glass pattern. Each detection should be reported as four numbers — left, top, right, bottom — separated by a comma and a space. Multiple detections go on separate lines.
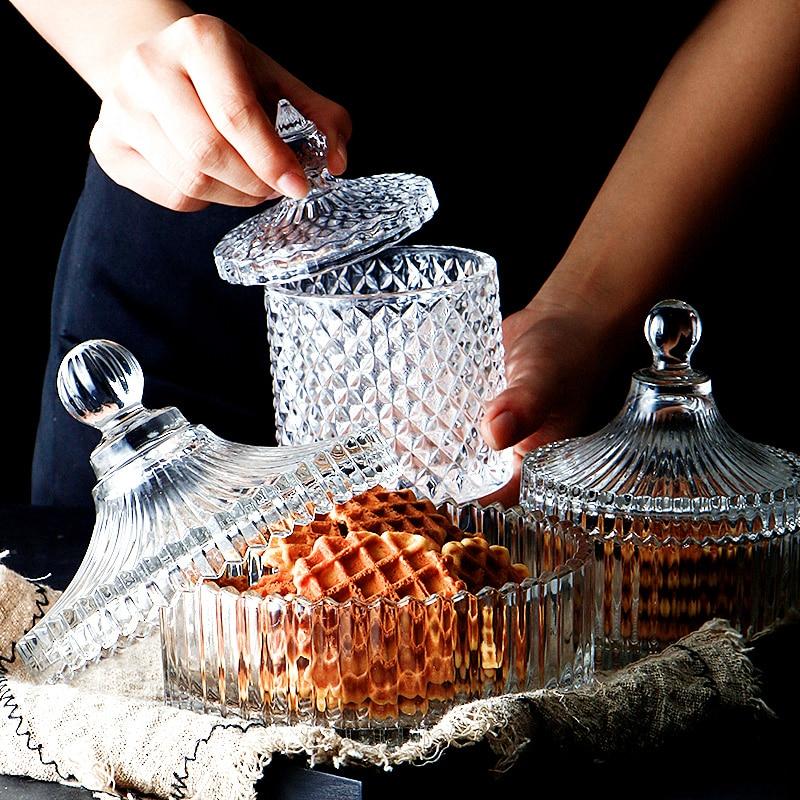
18, 430, 397, 681
521, 316, 800, 668
161, 504, 594, 733
522, 386, 799, 530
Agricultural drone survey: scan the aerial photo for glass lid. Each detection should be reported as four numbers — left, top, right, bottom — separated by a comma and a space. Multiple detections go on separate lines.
17, 339, 398, 681
214, 100, 439, 286
521, 300, 800, 534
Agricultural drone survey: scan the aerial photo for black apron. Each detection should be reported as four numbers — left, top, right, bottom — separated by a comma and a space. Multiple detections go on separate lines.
32, 156, 276, 506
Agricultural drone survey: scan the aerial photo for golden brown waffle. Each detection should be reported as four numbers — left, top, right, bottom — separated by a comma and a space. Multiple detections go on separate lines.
263, 517, 344, 571
249, 568, 297, 597
214, 569, 296, 596
442, 536, 530, 592
293, 530, 465, 602
333, 486, 464, 548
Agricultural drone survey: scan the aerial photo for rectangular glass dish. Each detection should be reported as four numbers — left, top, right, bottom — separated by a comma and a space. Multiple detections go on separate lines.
160, 502, 594, 731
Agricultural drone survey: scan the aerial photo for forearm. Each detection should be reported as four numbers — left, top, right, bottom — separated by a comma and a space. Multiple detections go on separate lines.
541, 0, 800, 326
9, 0, 192, 97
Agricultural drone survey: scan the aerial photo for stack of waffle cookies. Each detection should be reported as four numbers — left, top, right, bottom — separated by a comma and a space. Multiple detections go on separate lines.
224, 486, 529, 600
214, 487, 532, 721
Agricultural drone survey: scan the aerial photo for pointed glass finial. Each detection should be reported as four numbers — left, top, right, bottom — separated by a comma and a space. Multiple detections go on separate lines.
275, 98, 328, 182
275, 99, 316, 141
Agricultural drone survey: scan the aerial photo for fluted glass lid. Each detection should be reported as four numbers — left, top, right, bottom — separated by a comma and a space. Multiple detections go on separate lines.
521, 300, 799, 532
18, 340, 398, 681
214, 100, 439, 286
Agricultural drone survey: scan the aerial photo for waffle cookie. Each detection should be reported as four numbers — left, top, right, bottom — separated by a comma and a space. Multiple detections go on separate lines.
249, 568, 297, 597
293, 530, 465, 602
442, 536, 530, 592
333, 486, 464, 547
263, 516, 344, 572
216, 568, 296, 596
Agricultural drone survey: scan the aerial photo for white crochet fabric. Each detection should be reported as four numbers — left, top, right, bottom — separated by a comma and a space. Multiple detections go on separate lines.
0, 563, 769, 800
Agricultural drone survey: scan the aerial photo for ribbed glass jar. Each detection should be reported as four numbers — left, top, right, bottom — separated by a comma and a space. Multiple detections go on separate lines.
17, 340, 397, 682
521, 300, 800, 668
161, 503, 594, 732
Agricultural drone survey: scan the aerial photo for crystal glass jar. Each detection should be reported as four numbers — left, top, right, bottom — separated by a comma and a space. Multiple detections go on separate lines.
161, 503, 594, 732
520, 300, 799, 668
214, 101, 512, 503
264, 245, 509, 504
18, 340, 397, 681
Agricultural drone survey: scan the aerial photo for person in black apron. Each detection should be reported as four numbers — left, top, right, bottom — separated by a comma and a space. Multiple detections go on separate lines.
13, 2, 800, 507
20, 9, 351, 506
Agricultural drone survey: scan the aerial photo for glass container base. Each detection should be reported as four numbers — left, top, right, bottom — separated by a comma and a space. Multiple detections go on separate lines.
593, 526, 799, 669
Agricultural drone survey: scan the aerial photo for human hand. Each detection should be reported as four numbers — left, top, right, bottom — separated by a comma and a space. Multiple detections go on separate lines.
479, 291, 608, 507
90, 14, 351, 211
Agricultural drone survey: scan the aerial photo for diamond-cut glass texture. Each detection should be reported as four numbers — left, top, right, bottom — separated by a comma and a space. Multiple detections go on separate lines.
266, 247, 512, 503
214, 174, 438, 285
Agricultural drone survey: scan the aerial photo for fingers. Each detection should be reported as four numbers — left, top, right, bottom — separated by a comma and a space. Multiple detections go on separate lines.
90, 122, 208, 212
92, 13, 352, 210
121, 43, 274, 199
481, 380, 551, 452
479, 308, 573, 452
93, 98, 273, 208
480, 317, 554, 451
172, 16, 309, 197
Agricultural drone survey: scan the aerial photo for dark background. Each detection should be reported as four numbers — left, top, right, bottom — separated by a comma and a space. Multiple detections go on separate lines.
2, 2, 797, 506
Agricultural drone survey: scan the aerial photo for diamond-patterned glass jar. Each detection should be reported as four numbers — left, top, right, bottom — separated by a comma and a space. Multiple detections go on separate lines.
215, 102, 512, 503
265, 246, 512, 503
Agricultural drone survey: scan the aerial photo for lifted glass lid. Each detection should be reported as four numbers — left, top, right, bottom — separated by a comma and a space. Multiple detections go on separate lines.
17, 339, 398, 681
521, 299, 800, 537
213, 99, 439, 285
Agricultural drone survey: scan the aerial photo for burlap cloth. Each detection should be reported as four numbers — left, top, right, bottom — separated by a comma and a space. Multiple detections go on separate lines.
0, 561, 773, 800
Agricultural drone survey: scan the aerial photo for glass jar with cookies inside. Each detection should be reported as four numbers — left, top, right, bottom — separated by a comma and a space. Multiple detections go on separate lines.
521, 300, 800, 669
20, 338, 593, 734
161, 486, 594, 732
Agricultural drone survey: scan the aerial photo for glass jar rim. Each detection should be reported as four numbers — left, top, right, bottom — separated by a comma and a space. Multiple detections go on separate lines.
264, 244, 498, 303
198, 503, 594, 603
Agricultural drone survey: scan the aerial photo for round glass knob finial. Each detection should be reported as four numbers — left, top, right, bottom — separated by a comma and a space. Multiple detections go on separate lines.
644, 299, 702, 372
57, 339, 145, 431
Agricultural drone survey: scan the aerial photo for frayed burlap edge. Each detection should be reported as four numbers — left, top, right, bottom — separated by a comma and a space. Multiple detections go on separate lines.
234, 618, 771, 775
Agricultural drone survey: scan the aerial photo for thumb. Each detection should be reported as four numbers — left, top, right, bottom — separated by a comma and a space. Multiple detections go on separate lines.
480, 376, 552, 452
